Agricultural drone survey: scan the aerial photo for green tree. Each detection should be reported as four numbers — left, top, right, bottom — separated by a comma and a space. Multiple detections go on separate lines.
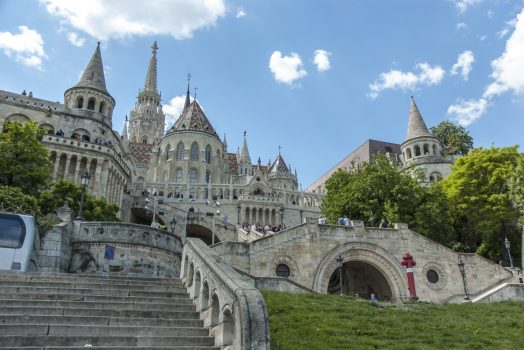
0, 121, 52, 195
321, 154, 453, 245
430, 120, 474, 155
39, 180, 120, 222
0, 185, 41, 217
508, 153, 524, 225
441, 146, 521, 263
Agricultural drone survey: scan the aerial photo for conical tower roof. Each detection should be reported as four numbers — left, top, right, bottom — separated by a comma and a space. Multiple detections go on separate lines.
405, 97, 432, 141
74, 42, 109, 94
172, 100, 218, 137
269, 154, 290, 174
143, 41, 158, 93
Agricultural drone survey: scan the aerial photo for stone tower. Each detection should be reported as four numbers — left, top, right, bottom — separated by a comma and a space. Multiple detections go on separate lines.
128, 41, 165, 145
64, 42, 115, 123
400, 97, 452, 182
238, 132, 253, 178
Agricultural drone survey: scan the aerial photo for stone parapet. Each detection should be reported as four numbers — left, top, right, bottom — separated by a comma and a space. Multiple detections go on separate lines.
181, 238, 270, 350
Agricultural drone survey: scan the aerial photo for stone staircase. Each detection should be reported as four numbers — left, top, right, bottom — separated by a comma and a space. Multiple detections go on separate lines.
0, 272, 218, 349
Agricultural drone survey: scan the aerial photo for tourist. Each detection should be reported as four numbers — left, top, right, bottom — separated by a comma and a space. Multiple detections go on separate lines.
338, 217, 344, 225
370, 292, 378, 302
344, 217, 351, 226
380, 219, 388, 228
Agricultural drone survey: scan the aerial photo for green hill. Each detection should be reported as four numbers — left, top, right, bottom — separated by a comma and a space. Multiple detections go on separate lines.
262, 291, 524, 350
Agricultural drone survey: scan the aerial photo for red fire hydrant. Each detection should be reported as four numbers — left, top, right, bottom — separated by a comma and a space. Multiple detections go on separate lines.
401, 253, 418, 301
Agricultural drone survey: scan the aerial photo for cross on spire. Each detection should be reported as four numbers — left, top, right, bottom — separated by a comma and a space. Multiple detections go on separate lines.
193, 86, 198, 99
278, 145, 282, 156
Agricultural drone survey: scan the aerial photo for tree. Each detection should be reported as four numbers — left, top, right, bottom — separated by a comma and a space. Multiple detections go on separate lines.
430, 121, 474, 155
508, 153, 524, 226
321, 154, 453, 245
441, 146, 521, 263
0, 122, 51, 195
0, 185, 41, 217
39, 180, 120, 222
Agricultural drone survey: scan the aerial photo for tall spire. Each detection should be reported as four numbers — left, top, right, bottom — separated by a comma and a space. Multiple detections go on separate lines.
405, 96, 432, 141
75, 42, 109, 94
240, 131, 251, 164
184, 73, 191, 112
143, 41, 158, 92
222, 133, 228, 150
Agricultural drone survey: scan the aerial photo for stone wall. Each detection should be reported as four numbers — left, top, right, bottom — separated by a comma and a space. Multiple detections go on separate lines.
70, 221, 182, 277
213, 219, 513, 303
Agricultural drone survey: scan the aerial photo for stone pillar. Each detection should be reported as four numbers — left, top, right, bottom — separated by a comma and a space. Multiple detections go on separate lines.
52, 154, 61, 181
63, 154, 72, 181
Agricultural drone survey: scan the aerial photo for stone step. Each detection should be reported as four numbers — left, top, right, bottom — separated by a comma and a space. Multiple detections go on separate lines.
0, 347, 218, 350
0, 299, 195, 312
0, 315, 204, 327
0, 292, 193, 304
0, 272, 183, 285
0, 335, 215, 347
0, 307, 200, 319
0, 285, 188, 298
0, 324, 209, 337
0, 281, 187, 292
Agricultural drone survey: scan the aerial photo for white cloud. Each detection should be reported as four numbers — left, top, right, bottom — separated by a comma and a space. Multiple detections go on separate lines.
479, 35, 487, 41
447, 98, 489, 126
368, 63, 445, 99
269, 51, 307, 85
313, 49, 331, 72
487, 10, 494, 18
453, 0, 482, 13
40, 0, 226, 40
450, 50, 474, 80
236, 7, 246, 18
0, 26, 47, 70
456, 22, 468, 30
447, 9, 524, 125
483, 9, 524, 98
164, 95, 189, 126
67, 32, 85, 47
496, 18, 517, 39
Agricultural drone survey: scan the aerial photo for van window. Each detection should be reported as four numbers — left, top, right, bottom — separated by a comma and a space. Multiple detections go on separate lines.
0, 215, 25, 248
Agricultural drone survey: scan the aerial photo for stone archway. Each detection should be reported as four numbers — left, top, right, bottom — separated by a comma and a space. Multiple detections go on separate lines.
313, 242, 408, 302
186, 224, 221, 246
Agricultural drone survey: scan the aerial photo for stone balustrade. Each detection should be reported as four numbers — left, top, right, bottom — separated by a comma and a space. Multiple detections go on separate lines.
181, 238, 270, 349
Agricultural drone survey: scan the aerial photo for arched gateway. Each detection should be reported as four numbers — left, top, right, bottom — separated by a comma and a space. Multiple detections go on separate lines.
313, 242, 408, 302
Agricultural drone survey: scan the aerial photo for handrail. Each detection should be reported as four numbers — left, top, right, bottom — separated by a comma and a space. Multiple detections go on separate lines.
181, 238, 270, 349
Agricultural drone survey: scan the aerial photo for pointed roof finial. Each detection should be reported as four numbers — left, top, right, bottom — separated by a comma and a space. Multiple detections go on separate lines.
73, 43, 109, 94
143, 41, 158, 92
193, 86, 198, 100
240, 131, 251, 164
183, 73, 191, 112
278, 145, 282, 156
405, 96, 432, 141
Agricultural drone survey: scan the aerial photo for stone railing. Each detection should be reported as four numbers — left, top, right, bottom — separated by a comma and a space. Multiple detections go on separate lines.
238, 195, 283, 204
181, 238, 270, 349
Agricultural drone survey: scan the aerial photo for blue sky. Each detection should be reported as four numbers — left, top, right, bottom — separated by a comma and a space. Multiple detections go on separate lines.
0, 0, 523, 188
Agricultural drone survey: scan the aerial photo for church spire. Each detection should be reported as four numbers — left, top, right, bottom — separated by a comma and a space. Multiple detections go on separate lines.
405, 96, 432, 141
143, 41, 158, 92
75, 42, 109, 94
184, 73, 191, 112
240, 131, 251, 164
222, 133, 228, 151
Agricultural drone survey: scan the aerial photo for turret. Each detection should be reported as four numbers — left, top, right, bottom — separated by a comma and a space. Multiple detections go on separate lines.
64, 42, 115, 121
239, 132, 252, 176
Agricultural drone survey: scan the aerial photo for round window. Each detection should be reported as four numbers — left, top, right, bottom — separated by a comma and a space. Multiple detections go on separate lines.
426, 269, 439, 284
276, 264, 290, 278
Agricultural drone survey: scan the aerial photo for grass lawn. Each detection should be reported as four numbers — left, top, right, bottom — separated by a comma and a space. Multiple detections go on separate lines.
262, 290, 524, 350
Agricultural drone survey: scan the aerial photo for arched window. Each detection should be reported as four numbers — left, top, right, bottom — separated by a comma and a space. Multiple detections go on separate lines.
87, 97, 96, 110
190, 168, 198, 183
205, 145, 211, 164
414, 145, 421, 157
175, 187, 181, 198
166, 144, 171, 161
176, 143, 185, 160
142, 137, 148, 144
189, 188, 196, 199
175, 169, 182, 183
191, 142, 199, 161
99, 101, 106, 114
406, 148, 412, 159
76, 96, 84, 108
432, 144, 438, 155
423, 144, 429, 155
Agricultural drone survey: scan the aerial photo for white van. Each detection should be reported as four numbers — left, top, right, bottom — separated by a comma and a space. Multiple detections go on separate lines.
0, 212, 39, 272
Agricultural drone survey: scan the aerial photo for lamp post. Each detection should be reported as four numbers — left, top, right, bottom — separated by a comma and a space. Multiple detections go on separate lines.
151, 192, 157, 226
336, 253, 344, 296
237, 205, 241, 225
504, 236, 514, 268
458, 258, 470, 301
76, 170, 91, 220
